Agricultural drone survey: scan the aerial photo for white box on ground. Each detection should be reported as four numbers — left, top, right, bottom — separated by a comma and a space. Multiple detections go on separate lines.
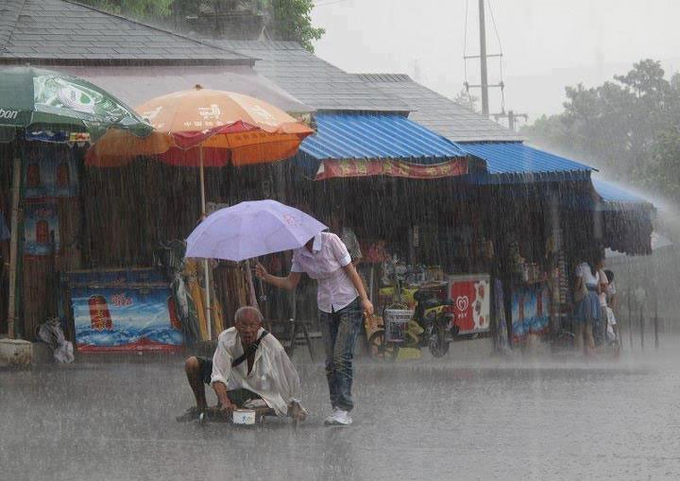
0, 339, 32, 367
232, 409, 256, 425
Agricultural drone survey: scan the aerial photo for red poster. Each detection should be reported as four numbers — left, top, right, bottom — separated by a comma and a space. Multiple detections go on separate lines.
448, 275, 491, 334
88, 295, 113, 331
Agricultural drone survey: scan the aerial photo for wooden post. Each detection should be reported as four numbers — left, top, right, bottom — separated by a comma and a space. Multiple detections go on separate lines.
7, 156, 21, 339
639, 307, 644, 351
627, 268, 633, 350
654, 291, 659, 350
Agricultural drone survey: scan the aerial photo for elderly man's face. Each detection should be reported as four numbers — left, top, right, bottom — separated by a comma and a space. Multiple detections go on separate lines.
235, 312, 262, 346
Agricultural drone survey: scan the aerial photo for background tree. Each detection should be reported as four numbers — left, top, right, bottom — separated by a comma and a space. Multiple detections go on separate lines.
82, 0, 324, 52
454, 88, 479, 113
267, 0, 325, 52
522, 59, 680, 203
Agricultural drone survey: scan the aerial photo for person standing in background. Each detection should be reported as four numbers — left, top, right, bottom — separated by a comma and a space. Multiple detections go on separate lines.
573, 255, 601, 352
329, 211, 362, 266
604, 269, 619, 345
595, 259, 609, 347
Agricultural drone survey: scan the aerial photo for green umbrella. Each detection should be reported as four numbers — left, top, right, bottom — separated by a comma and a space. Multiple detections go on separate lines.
0, 66, 152, 137
0, 67, 152, 340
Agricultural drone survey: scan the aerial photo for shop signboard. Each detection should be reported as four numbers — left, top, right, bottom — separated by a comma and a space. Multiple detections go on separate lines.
71, 284, 183, 352
511, 282, 550, 343
447, 274, 491, 334
316, 158, 468, 180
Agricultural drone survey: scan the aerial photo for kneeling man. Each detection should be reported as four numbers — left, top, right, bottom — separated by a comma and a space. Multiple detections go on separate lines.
177, 306, 306, 421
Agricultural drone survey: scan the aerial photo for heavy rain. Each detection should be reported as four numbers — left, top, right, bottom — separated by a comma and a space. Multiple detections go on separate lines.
1, 1, 680, 480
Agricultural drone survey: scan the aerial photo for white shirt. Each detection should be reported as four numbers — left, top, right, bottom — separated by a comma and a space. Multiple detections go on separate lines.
291, 232, 357, 313
575, 262, 599, 287
210, 327, 301, 416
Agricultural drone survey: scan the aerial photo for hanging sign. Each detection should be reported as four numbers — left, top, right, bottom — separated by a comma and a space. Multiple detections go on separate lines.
315, 158, 468, 180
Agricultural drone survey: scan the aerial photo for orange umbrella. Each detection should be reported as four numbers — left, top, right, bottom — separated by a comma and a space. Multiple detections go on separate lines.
86, 85, 314, 339
87, 85, 313, 168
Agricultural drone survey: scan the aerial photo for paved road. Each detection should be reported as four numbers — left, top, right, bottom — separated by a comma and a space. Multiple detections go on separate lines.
2, 340, 680, 481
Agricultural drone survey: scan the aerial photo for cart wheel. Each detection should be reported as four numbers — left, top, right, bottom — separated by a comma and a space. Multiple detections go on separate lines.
428, 322, 450, 358
368, 330, 398, 361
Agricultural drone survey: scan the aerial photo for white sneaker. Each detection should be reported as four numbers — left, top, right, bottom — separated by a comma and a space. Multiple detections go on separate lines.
324, 408, 352, 426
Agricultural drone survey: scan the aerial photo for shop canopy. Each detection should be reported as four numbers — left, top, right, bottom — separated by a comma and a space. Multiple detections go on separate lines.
592, 178, 655, 211
299, 113, 474, 180
460, 141, 594, 183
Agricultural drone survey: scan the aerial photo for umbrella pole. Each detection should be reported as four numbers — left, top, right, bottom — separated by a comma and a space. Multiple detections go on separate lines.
199, 147, 212, 340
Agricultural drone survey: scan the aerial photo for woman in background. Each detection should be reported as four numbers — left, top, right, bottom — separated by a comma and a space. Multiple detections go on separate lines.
573, 254, 601, 351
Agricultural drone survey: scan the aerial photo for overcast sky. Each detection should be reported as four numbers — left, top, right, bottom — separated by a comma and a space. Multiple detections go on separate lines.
311, 0, 680, 124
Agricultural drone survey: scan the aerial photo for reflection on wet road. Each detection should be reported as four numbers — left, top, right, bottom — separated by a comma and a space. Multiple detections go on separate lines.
2, 341, 680, 481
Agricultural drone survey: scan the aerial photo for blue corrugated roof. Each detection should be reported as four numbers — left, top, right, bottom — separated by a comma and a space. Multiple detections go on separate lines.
301, 113, 468, 163
461, 142, 594, 183
592, 178, 654, 208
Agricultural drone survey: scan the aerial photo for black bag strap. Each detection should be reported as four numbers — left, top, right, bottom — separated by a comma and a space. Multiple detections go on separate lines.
232, 330, 269, 368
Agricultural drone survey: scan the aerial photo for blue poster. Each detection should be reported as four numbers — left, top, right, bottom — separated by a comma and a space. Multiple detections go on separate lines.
511, 283, 550, 343
23, 201, 59, 256
72, 286, 183, 352
24, 143, 79, 199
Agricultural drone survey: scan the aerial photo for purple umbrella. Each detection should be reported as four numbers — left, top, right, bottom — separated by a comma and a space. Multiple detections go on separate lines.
186, 200, 327, 261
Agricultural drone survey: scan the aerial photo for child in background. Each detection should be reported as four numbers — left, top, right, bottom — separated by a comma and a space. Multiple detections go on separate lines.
604, 269, 619, 345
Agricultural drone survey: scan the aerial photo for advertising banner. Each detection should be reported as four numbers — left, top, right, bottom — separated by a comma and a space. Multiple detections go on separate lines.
448, 275, 491, 334
72, 285, 183, 352
511, 282, 550, 343
315, 158, 468, 180
23, 200, 59, 257
24, 142, 78, 199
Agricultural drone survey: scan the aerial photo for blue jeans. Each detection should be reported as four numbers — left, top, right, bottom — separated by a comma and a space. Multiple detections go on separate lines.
319, 297, 362, 412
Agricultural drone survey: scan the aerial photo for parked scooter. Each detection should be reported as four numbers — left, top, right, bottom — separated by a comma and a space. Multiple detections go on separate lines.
368, 260, 458, 360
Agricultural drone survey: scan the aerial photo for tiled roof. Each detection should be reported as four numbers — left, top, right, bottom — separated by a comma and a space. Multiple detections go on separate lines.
0, 0, 253, 65
356, 73, 523, 142
212, 40, 410, 112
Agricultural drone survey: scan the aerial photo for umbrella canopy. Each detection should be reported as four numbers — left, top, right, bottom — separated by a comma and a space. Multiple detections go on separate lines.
86, 85, 314, 167
186, 200, 327, 262
0, 66, 152, 137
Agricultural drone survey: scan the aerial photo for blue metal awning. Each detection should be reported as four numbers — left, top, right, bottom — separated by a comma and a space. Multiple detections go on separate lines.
301, 113, 469, 162
460, 141, 594, 183
593, 178, 655, 210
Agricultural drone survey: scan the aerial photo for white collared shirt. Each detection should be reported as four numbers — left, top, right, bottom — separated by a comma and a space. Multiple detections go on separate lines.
210, 327, 301, 416
290, 232, 357, 313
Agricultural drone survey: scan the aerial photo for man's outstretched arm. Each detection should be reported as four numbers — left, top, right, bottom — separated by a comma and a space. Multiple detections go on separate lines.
210, 340, 235, 412
212, 381, 235, 413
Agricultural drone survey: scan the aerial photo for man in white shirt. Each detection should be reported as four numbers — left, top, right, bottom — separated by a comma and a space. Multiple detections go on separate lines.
176, 306, 306, 422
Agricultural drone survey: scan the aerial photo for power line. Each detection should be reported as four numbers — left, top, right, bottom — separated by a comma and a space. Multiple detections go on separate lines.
486, 0, 503, 55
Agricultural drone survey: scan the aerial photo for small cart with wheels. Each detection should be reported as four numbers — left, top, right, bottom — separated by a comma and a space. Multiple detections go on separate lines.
367, 306, 413, 361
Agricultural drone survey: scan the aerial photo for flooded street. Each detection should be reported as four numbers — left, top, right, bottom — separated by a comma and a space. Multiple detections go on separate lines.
2, 341, 680, 481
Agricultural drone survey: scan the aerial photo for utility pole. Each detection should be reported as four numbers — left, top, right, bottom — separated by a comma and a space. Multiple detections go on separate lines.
463, 0, 503, 117
493, 110, 529, 132
478, 0, 489, 116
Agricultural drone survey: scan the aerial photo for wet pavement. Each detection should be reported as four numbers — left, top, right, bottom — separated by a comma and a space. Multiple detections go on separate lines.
2, 339, 680, 481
